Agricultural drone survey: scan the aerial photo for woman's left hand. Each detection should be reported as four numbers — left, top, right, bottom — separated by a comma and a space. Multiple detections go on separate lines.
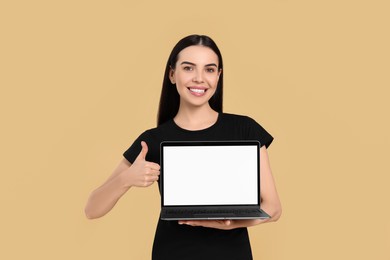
178, 220, 234, 230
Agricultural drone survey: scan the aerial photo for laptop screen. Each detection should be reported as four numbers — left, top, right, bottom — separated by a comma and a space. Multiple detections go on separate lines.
161, 141, 260, 206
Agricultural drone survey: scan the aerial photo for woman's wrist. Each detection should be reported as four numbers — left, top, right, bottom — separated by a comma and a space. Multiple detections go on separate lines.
117, 169, 133, 189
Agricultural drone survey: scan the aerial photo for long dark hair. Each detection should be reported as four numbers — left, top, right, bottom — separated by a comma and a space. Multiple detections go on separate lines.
157, 35, 224, 126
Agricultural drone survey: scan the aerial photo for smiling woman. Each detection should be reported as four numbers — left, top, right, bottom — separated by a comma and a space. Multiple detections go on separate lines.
85, 35, 282, 260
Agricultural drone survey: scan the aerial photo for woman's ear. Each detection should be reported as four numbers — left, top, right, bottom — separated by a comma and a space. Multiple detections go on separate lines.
218, 68, 222, 78
169, 67, 175, 84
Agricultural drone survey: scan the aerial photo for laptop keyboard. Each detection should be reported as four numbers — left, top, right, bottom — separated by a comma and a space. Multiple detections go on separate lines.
164, 208, 260, 216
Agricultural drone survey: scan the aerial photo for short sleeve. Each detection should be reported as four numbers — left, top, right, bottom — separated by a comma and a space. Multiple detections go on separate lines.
123, 131, 151, 164
246, 116, 274, 148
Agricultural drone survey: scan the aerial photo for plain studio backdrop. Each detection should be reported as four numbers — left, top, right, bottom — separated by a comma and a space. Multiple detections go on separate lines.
0, 1, 389, 259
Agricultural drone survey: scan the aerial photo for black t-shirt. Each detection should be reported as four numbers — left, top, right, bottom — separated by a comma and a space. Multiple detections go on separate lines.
123, 113, 273, 260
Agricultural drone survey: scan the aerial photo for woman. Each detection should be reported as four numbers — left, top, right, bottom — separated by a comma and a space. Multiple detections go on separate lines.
85, 34, 282, 259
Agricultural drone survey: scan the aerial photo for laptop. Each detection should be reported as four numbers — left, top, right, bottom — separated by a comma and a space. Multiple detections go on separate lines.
160, 140, 270, 220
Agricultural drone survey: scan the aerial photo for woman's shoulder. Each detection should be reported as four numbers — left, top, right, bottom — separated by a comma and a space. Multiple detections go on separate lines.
220, 112, 273, 147
140, 120, 174, 138
220, 113, 269, 134
220, 112, 257, 124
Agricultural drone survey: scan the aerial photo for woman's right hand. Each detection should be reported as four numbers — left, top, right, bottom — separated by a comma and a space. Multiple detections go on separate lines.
84, 141, 159, 219
124, 141, 160, 188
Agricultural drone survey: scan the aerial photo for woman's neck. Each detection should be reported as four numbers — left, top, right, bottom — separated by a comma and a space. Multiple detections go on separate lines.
174, 105, 219, 131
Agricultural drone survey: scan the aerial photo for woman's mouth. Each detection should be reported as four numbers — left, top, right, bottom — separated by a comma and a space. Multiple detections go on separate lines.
188, 87, 207, 96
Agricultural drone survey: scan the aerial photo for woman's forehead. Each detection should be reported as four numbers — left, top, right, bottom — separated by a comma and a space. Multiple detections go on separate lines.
177, 45, 219, 65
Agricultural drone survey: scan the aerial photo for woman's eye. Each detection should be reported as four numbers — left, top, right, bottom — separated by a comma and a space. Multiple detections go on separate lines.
183, 66, 193, 71
206, 68, 215, 73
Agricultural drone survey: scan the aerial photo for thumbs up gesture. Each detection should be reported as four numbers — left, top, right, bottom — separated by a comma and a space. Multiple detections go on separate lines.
126, 141, 160, 187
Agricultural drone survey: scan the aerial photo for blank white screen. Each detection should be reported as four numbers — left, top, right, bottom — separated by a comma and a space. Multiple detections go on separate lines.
163, 145, 258, 206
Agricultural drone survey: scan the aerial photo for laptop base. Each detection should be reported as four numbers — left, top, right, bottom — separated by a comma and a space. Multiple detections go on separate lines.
161, 206, 270, 221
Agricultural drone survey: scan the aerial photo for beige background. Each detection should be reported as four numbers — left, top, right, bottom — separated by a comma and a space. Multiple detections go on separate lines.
1, 0, 389, 259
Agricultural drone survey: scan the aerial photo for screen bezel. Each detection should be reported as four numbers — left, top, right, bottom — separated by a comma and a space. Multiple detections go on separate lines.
160, 140, 261, 208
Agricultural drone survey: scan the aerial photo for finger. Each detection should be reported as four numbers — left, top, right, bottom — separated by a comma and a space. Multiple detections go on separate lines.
182, 221, 195, 226
146, 162, 160, 171
145, 169, 160, 176
182, 221, 201, 227
136, 141, 148, 160
145, 175, 159, 182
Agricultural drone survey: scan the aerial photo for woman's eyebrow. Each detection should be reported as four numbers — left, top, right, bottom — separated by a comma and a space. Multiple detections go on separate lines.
180, 61, 218, 67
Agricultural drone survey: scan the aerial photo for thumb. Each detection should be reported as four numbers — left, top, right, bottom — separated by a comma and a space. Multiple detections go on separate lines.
136, 141, 148, 160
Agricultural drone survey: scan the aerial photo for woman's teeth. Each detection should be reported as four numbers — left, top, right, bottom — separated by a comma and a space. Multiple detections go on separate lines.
189, 88, 205, 93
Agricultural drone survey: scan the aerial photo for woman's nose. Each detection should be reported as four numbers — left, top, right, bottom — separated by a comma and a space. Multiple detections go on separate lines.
193, 70, 204, 83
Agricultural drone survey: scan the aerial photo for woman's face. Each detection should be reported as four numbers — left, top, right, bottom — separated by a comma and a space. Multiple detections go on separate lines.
170, 45, 221, 109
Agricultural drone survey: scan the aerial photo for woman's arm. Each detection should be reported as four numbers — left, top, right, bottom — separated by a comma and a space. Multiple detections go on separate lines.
84, 141, 160, 219
84, 158, 132, 219
179, 146, 282, 230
